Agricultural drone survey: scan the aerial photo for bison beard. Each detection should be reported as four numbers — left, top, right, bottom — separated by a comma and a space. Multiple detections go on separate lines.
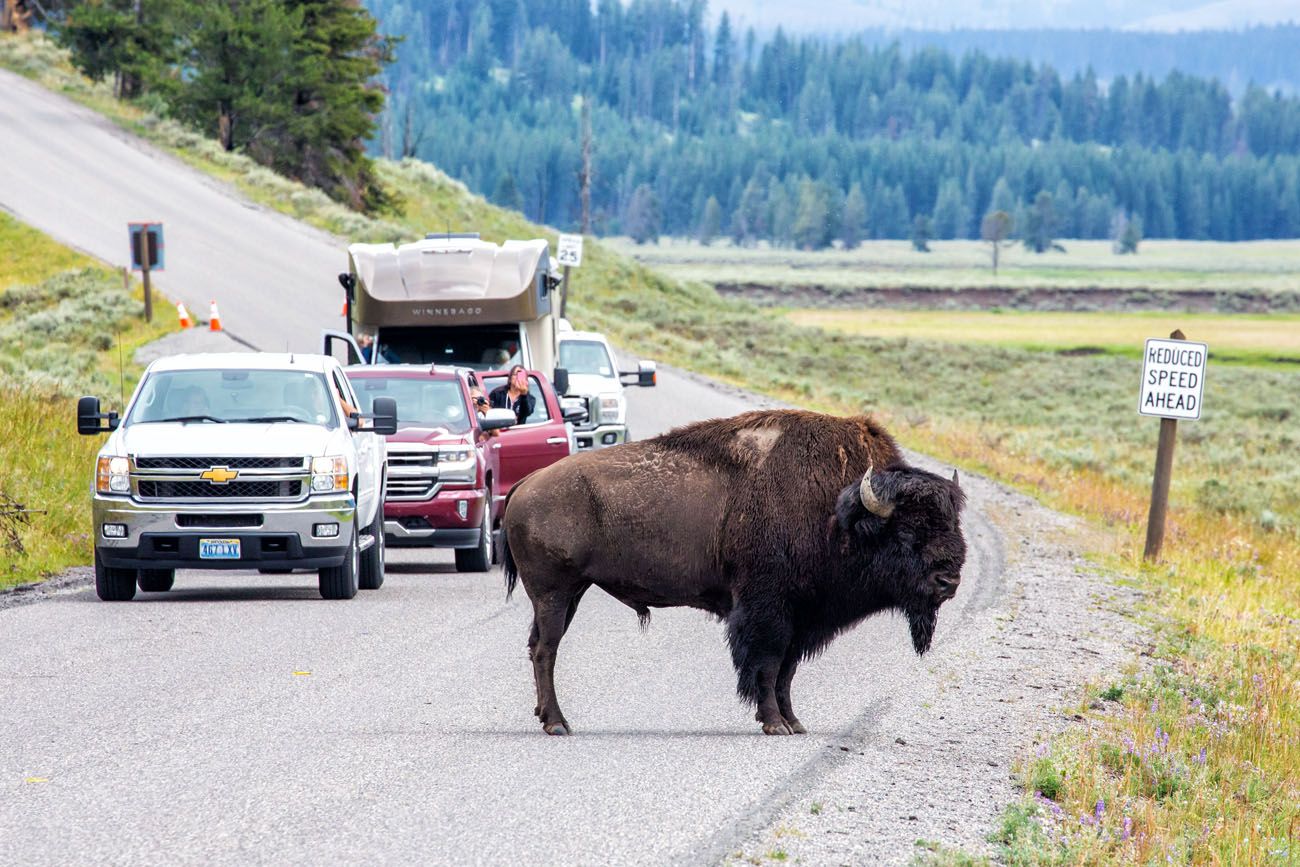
502, 409, 966, 736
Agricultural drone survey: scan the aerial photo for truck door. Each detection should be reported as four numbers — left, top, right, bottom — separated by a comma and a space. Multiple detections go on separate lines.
487, 374, 570, 499
322, 329, 366, 366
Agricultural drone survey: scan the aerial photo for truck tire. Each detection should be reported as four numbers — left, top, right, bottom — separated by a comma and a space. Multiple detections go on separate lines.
454, 506, 492, 573
94, 550, 137, 601
257, 567, 292, 574
137, 569, 175, 593
318, 526, 359, 600
358, 506, 385, 590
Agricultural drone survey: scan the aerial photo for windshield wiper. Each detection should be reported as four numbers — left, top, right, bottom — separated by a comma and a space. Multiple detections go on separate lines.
245, 415, 310, 423
152, 415, 227, 424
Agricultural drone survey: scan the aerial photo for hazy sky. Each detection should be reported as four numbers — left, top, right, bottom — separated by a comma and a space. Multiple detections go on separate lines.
709, 0, 1299, 32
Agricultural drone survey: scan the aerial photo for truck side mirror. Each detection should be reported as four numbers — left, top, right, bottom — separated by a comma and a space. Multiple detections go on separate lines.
77, 396, 119, 435
480, 408, 517, 431
561, 403, 588, 424
619, 360, 657, 388
370, 397, 398, 436
552, 366, 570, 396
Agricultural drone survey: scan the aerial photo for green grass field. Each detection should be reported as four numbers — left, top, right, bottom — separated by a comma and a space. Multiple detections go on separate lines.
607, 237, 1300, 295
3, 31, 1297, 863
0, 211, 169, 588
785, 308, 1300, 366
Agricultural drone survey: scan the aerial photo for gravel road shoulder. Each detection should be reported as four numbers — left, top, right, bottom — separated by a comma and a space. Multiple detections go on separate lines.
724, 467, 1147, 865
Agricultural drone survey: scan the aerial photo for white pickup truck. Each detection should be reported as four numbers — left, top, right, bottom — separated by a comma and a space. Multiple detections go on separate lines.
556, 327, 655, 450
77, 353, 395, 601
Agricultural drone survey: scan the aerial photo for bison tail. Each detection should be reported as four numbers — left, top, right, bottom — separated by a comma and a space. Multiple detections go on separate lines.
503, 532, 519, 600
501, 483, 521, 600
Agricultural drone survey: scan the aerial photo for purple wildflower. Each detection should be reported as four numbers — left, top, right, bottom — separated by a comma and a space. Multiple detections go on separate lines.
1194, 747, 1207, 765
1120, 817, 1133, 842
1094, 799, 1105, 823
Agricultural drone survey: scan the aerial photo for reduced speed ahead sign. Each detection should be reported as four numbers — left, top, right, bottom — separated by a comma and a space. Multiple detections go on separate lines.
1139, 337, 1208, 421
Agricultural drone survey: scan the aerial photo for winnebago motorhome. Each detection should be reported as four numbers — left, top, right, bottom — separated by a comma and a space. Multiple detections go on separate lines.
324, 234, 655, 447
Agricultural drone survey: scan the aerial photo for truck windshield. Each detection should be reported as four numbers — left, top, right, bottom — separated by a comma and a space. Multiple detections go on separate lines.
349, 377, 471, 434
376, 326, 522, 371
126, 370, 338, 427
559, 340, 615, 378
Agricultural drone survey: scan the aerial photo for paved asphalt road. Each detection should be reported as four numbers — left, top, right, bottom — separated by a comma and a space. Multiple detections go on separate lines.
0, 70, 1003, 864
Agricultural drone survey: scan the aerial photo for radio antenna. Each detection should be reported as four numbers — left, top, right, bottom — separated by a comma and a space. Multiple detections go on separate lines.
117, 329, 126, 406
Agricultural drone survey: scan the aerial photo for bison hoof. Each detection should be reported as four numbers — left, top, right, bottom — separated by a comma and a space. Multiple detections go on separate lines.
788, 720, 808, 735
762, 721, 794, 736
543, 722, 571, 736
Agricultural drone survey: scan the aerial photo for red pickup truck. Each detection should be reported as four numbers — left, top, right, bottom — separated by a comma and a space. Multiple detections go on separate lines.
345, 365, 577, 571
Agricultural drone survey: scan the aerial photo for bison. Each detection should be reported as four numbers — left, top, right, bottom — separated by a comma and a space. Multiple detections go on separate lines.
502, 409, 966, 736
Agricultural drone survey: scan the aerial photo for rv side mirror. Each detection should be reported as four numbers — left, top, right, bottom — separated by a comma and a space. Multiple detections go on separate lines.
552, 366, 570, 396
480, 408, 517, 432
370, 397, 398, 436
77, 396, 119, 435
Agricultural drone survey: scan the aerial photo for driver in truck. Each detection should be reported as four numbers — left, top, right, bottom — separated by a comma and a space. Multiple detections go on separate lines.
489, 364, 535, 426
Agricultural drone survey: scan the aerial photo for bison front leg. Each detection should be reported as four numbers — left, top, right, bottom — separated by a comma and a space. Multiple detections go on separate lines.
775, 647, 807, 735
727, 603, 794, 735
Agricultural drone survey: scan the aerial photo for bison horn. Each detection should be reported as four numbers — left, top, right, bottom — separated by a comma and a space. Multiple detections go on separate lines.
952, 469, 960, 485
859, 464, 894, 518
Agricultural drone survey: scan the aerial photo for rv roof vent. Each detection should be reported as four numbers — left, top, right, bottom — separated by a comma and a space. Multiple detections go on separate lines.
424, 232, 482, 241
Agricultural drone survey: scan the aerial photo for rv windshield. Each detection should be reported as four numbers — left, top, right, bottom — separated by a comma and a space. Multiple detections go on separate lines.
558, 340, 615, 378
376, 325, 522, 371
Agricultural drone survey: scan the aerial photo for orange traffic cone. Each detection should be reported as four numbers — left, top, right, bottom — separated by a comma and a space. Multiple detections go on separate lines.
177, 302, 193, 330
208, 300, 223, 332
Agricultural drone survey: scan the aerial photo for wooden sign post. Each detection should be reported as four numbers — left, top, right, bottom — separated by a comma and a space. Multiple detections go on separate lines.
128, 222, 164, 323
555, 233, 583, 320
1139, 328, 1208, 561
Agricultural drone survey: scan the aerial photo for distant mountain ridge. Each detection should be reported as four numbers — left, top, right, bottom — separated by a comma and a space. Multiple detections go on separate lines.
712, 0, 1298, 31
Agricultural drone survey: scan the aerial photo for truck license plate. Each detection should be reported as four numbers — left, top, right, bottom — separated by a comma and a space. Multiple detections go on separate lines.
199, 538, 241, 560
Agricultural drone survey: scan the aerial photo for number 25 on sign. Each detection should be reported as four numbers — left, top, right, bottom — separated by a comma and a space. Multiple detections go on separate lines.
1139, 329, 1208, 561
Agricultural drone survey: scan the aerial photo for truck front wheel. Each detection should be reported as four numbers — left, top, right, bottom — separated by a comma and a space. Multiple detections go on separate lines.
318, 527, 359, 599
95, 550, 137, 601
454, 505, 492, 573
358, 506, 385, 591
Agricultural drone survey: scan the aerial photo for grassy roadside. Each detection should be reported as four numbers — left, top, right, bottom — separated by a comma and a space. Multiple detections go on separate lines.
1, 212, 170, 588
4, 31, 1296, 860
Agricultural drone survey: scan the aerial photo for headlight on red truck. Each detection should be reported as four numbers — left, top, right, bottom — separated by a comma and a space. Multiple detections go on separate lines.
436, 448, 476, 484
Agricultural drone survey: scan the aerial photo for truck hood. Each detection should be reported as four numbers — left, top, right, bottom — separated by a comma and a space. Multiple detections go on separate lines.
386, 426, 472, 447
565, 374, 622, 399
116, 422, 338, 458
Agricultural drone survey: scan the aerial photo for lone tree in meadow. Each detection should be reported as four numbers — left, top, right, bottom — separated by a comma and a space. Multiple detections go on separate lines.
1111, 210, 1143, 254
625, 183, 662, 245
1023, 190, 1066, 253
981, 210, 1014, 275
697, 196, 722, 245
911, 214, 932, 252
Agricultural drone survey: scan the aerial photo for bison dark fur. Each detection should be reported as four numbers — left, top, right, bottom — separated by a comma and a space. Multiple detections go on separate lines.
502, 409, 966, 736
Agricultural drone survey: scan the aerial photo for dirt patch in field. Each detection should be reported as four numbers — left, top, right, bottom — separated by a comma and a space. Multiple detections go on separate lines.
717, 282, 1300, 313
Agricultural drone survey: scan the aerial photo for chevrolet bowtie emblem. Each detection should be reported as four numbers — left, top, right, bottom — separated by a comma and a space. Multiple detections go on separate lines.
200, 466, 239, 484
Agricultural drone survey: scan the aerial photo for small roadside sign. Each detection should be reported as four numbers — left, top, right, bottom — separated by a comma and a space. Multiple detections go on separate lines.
1139, 337, 1208, 420
129, 222, 164, 271
556, 233, 583, 268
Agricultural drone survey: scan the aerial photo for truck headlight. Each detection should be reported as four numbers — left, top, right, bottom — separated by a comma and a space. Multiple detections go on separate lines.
598, 394, 622, 425
96, 456, 130, 494
437, 448, 476, 484
311, 455, 349, 493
